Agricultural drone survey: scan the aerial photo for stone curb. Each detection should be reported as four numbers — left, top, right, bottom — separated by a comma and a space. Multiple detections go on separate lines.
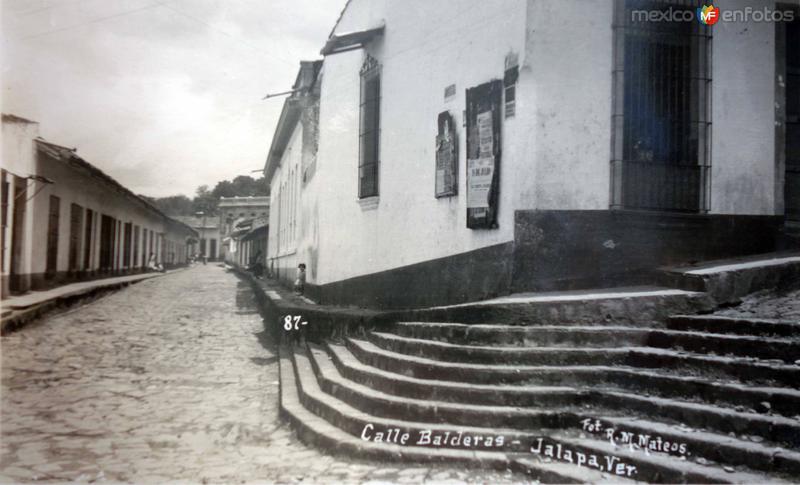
0, 271, 178, 335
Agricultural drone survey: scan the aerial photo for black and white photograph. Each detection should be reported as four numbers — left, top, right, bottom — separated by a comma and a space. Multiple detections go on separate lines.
2, 0, 800, 483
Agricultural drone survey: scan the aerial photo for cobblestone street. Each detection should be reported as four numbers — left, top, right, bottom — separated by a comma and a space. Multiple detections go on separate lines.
0, 265, 522, 484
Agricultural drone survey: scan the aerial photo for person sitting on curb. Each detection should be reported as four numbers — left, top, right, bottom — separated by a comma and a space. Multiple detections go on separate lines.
249, 250, 264, 278
147, 252, 165, 273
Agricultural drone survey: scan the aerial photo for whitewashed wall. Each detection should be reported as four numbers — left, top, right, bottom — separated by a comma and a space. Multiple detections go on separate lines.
710, 0, 777, 215
31, 150, 191, 277
1, 119, 40, 283
282, 0, 785, 291
312, 0, 528, 286
517, 0, 614, 211
268, 122, 303, 282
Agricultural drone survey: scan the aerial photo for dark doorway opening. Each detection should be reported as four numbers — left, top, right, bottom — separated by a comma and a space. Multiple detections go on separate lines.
68, 203, 83, 273
45, 195, 60, 279
99, 214, 116, 272
10, 176, 27, 293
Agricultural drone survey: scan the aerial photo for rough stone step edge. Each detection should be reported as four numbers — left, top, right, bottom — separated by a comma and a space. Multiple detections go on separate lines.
329, 341, 800, 442
670, 314, 800, 326
371, 330, 800, 372
276, 349, 635, 485
293, 345, 783, 484
307, 341, 800, 477
662, 255, 800, 305
392, 322, 800, 343
390, 290, 715, 326
367, 331, 800, 389
347, 337, 800, 406
239, 271, 718, 345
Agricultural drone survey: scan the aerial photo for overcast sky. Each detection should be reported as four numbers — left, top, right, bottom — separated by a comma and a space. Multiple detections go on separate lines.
2, 0, 345, 197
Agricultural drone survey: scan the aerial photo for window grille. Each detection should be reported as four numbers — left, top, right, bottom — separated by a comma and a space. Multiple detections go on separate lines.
504, 66, 518, 119
359, 54, 381, 198
611, 0, 712, 212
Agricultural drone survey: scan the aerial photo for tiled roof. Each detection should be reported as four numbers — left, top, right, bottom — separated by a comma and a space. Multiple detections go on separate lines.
2, 113, 38, 124
172, 215, 219, 229
35, 139, 196, 236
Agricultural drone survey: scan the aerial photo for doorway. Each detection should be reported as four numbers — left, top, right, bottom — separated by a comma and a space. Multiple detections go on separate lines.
9, 176, 27, 293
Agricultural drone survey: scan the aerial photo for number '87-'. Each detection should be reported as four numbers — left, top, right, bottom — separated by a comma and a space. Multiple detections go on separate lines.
283, 315, 308, 331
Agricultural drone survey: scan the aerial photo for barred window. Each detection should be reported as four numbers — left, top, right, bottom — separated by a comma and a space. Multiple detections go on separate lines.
359, 54, 381, 198
611, 0, 712, 212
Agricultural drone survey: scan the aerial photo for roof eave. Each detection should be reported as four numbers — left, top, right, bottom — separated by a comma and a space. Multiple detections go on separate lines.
320, 23, 385, 56
263, 98, 302, 183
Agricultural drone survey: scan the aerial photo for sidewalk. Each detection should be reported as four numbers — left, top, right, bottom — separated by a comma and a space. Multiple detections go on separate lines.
238, 270, 389, 342
1, 270, 178, 334
238, 273, 712, 340
236, 251, 800, 341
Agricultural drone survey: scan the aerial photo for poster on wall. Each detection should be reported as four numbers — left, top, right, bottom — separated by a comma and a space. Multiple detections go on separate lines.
435, 111, 458, 197
467, 156, 494, 208
465, 79, 502, 229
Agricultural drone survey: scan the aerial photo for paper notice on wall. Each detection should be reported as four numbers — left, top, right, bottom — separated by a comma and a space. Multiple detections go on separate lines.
477, 111, 493, 157
435, 134, 456, 196
436, 170, 445, 194
467, 156, 494, 208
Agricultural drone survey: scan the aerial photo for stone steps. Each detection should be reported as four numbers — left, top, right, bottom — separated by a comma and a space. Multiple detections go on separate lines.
667, 315, 800, 338
307, 343, 800, 477
663, 254, 800, 304
392, 286, 714, 325
390, 323, 800, 363
277, 350, 641, 484
327, 341, 800, 446
347, 338, 800, 419
289, 344, 793, 483
368, 332, 800, 388
274, 267, 799, 482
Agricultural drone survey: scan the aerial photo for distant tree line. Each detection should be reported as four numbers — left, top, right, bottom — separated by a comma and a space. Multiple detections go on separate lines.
142, 175, 268, 217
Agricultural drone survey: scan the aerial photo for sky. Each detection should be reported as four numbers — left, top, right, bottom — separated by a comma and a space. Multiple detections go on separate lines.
1, 0, 345, 197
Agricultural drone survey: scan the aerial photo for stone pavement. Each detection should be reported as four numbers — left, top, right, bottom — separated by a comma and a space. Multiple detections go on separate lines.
0, 265, 525, 484
714, 287, 800, 321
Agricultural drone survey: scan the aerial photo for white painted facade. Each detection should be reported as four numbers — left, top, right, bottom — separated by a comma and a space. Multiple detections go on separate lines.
218, 196, 269, 264
1, 116, 40, 293
1, 115, 196, 295
268, 122, 303, 280
265, 0, 795, 297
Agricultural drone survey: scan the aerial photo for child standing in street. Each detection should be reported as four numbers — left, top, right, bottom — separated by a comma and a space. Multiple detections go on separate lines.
294, 263, 306, 295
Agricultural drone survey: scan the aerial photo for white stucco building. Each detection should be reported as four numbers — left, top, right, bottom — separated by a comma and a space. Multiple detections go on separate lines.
264, 0, 800, 308
1, 114, 197, 297
174, 215, 221, 261
218, 196, 269, 263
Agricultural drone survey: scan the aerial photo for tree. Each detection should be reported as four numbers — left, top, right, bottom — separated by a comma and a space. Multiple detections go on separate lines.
211, 175, 268, 199
192, 185, 218, 215
150, 195, 193, 216
147, 173, 269, 218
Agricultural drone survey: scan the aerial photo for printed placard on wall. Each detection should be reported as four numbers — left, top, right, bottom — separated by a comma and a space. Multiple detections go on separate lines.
466, 79, 502, 229
435, 111, 458, 197
467, 156, 494, 207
